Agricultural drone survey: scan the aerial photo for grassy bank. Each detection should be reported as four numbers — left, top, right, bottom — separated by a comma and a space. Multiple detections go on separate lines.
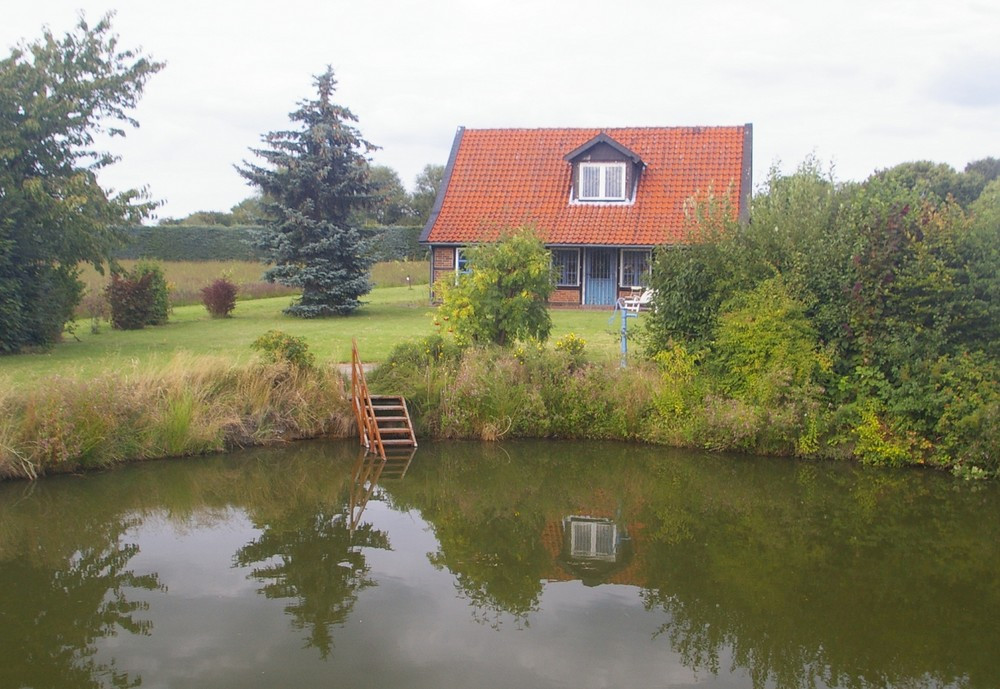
0, 286, 628, 480
3, 329, 991, 482
0, 355, 354, 480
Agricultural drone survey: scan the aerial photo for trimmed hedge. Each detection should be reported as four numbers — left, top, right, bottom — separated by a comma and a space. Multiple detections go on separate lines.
116, 224, 427, 262
115, 226, 264, 261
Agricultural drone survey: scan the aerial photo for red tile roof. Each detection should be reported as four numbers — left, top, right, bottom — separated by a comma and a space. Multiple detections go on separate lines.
422, 126, 751, 246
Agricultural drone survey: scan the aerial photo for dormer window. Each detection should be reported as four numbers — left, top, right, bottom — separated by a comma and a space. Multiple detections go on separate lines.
564, 133, 644, 204
579, 162, 627, 201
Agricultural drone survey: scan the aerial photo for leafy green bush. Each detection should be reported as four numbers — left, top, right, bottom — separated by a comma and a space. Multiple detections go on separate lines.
710, 276, 830, 406
434, 228, 555, 346
251, 330, 315, 369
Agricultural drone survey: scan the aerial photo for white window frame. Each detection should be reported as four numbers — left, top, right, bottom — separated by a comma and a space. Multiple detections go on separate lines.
619, 249, 652, 288
578, 162, 627, 201
565, 517, 618, 560
551, 248, 581, 287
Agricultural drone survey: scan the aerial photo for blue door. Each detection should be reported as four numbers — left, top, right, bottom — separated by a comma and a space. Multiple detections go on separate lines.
584, 249, 617, 306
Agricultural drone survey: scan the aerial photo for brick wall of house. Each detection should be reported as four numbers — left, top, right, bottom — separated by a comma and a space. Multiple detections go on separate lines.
431, 246, 455, 285
617, 286, 645, 300
550, 287, 582, 305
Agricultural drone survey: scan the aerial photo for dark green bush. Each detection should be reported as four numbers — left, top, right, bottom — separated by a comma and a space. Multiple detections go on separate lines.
115, 224, 427, 265
133, 261, 169, 325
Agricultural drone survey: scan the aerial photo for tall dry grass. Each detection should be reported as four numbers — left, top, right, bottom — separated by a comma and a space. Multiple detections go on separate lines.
367, 336, 660, 442
0, 353, 355, 481
75, 259, 429, 316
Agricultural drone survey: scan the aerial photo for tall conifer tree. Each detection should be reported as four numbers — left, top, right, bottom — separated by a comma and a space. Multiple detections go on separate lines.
238, 67, 376, 317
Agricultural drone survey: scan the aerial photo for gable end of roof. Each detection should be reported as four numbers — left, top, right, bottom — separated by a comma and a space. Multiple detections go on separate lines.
419, 126, 465, 244
739, 123, 753, 223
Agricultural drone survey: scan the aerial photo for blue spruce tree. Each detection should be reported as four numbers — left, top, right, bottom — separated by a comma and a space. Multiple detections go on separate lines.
238, 67, 376, 316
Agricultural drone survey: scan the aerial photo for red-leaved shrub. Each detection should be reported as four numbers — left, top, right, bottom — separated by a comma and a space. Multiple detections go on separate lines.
106, 273, 155, 330
201, 278, 238, 317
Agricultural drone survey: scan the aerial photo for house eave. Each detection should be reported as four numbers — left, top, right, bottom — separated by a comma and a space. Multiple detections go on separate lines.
563, 132, 644, 165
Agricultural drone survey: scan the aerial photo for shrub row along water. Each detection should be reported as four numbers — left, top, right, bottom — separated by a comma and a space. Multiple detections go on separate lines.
367, 335, 997, 479
4, 334, 995, 481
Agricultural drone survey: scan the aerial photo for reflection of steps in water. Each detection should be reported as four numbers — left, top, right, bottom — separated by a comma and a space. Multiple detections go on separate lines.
348, 449, 416, 533
380, 446, 416, 480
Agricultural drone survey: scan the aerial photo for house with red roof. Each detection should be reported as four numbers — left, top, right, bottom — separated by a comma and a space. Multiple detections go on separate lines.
420, 125, 753, 306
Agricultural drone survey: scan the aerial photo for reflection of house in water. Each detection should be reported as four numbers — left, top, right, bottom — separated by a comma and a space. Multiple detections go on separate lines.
542, 512, 647, 587
348, 448, 415, 533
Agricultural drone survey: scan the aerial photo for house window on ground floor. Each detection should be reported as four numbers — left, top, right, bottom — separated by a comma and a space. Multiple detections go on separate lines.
620, 249, 651, 288
455, 247, 470, 283
551, 248, 581, 287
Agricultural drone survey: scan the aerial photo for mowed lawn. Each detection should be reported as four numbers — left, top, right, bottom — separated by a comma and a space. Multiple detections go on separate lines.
0, 286, 628, 386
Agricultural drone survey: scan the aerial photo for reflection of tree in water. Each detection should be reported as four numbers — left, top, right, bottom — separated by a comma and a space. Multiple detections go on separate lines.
0, 516, 161, 689
385, 447, 550, 629
427, 510, 547, 629
234, 505, 390, 658
388, 441, 1000, 687
638, 463, 1000, 689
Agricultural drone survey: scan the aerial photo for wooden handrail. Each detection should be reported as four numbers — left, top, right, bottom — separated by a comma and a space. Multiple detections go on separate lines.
351, 339, 386, 459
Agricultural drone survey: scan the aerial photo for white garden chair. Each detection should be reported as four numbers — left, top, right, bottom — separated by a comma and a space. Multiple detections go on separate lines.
617, 288, 655, 314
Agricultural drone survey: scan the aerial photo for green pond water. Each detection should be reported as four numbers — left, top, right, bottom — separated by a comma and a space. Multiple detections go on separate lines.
1, 439, 998, 689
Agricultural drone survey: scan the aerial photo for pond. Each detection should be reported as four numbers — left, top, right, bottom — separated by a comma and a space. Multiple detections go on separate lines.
1, 440, 998, 689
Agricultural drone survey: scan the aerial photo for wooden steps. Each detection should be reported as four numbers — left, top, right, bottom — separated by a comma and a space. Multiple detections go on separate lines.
351, 341, 417, 460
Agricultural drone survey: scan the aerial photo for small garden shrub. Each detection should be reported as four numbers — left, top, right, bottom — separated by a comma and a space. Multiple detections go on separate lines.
104, 261, 170, 330
134, 260, 170, 325
251, 330, 315, 369
201, 278, 239, 317
553, 333, 587, 370
106, 272, 155, 330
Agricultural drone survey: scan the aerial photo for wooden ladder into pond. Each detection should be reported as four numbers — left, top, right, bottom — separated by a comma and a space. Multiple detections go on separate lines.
351, 339, 417, 460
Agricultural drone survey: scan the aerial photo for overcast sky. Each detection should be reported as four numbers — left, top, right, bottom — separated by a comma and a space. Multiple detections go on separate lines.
4, 0, 998, 220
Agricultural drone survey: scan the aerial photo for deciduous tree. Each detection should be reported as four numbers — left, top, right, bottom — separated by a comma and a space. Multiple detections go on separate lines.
411, 163, 444, 226
353, 165, 412, 226
0, 13, 162, 352
435, 229, 554, 346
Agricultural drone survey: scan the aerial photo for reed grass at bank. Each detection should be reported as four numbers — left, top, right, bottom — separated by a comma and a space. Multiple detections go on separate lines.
0, 355, 354, 480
